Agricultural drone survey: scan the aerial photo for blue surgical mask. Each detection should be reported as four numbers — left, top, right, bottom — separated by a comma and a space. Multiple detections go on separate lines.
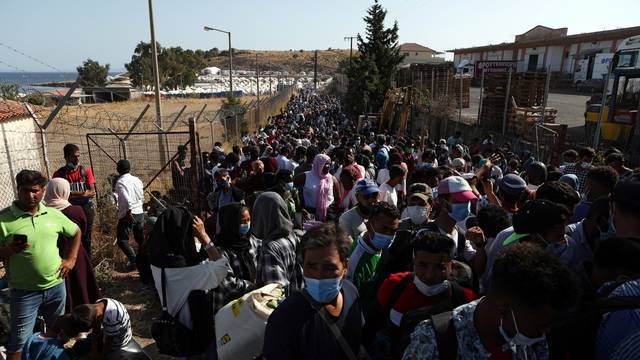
285, 182, 294, 191
448, 201, 471, 222
304, 276, 342, 303
371, 230, 395, 250
66, 161, 78, 170
432, 188, 439, 198
239, 223, 251, 235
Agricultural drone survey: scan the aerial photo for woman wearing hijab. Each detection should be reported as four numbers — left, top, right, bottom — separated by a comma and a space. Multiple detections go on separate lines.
212, 203, 260, 313
338, 164, 362, 211
293, 153, 340, 221
254, 192, 303, 295
44, 178, 101, 311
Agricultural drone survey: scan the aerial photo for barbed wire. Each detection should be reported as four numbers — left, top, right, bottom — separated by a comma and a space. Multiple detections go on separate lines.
0, 42, 64, 73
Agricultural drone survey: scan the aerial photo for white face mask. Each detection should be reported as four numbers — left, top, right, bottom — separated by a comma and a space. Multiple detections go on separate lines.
499, 309, 546, 360
406, 205, 429, 224
413, 276, 450, 297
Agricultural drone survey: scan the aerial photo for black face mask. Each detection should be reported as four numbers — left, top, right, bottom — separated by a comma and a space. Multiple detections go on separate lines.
357, 203, 372, 216
217, 180, 230, 191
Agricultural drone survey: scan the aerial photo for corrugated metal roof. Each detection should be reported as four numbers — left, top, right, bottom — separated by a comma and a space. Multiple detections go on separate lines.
0, 99, 41, 121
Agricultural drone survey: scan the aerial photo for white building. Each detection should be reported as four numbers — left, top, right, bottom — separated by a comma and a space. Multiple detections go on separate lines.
0, 100, 44, 208
399, 43, 445, 65
449, 25, 640, 78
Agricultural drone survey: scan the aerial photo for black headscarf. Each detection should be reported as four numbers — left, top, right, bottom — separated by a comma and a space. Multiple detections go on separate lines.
252, 192, 293, 243
149, 206, 206, 268
216, 203, 251, 251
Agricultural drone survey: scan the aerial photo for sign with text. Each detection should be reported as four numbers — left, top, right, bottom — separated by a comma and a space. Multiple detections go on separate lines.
475, 61, 518, 76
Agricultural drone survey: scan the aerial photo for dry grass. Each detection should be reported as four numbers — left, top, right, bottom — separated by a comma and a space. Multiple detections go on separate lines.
206, 49, 350, 75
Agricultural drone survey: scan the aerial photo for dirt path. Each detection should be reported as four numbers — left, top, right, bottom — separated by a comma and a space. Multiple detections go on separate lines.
99, 270, 173, 359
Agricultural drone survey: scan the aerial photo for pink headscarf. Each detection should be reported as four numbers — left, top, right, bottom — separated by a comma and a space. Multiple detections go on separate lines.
312, 154, 332, 221
44, 178, 72, 211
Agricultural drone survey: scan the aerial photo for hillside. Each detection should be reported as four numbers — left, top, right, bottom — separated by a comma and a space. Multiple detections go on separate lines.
205, 49, 351, 75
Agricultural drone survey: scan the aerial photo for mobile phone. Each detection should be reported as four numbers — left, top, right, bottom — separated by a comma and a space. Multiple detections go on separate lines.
13, 234, 27, 245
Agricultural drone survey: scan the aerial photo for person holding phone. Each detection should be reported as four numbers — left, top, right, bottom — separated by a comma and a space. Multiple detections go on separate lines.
0, 170, 81, 360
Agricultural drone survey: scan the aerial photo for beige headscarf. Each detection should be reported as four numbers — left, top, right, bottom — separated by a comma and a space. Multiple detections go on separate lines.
44, 178, 72, 211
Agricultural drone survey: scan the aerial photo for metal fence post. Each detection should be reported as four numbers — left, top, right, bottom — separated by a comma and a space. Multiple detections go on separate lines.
502, 68, 513, 135
188, 117, 200, 211
477, 71, 485, 126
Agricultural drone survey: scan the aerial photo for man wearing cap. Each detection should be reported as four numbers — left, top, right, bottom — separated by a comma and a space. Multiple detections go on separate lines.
481, 173, 527, 217
339, 179, 379, 240
399, 189, 433, 231
114, 160, 145, 271
423, 176, 487, 275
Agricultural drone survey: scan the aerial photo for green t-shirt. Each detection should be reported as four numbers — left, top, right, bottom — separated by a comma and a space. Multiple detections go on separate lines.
347, 236, 381, 291
0, 202, 79, 290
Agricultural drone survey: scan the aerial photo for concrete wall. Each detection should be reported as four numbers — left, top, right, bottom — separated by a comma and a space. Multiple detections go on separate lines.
401, 51, 443, 65
0, 117, 43, 209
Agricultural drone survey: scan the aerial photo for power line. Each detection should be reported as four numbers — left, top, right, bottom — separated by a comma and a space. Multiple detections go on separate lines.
0, 42, 64, 72
0, 59, 26, 72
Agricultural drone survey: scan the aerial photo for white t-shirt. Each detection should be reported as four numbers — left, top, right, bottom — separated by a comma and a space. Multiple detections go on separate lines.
115, 173, 144, 219
339, 207, 367, 241
379, 182, 398, 207
98, 298, 132, 349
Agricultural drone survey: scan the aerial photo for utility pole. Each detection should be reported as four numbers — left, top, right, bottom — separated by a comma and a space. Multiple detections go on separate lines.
148, 0, 165, 163
268, 60, 272, 95
256, 53, 260, 127
344, 36, 356, 69
314, 49, 318, 91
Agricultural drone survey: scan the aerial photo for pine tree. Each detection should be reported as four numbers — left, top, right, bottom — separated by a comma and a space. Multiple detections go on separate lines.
345, 0, 404, 117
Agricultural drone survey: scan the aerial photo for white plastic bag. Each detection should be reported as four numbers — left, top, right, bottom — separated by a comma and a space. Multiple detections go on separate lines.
215, 283, 285, 360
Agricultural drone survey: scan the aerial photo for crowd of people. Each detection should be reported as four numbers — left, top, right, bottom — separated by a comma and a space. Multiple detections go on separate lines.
1, 89, 640, 359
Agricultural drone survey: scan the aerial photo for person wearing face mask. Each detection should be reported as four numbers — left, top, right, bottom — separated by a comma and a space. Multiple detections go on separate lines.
400, 191, 434, 230
211, 203, 260, 313
207, 169, 245, 216
267, 169, 301, 224
562, 146, 596, 194
294, 153, 340, 221
483, 199, 582, 294
347, 202, 401, 291
570, 166, 619, 223
339, 179, 379, 241
423, 176, 486, 277
373, 232, 477, 358
53, 143, 97, 258
403, 242, 580, 360
264, 223, 364, 360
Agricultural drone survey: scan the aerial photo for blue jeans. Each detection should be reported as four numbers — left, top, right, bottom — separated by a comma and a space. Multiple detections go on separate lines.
9, 282, 66, 353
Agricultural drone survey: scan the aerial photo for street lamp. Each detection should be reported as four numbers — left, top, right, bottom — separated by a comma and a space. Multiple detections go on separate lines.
203, 26, 233, 98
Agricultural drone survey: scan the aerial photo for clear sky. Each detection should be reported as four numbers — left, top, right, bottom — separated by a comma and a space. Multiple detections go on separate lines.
1, 0, 638, 72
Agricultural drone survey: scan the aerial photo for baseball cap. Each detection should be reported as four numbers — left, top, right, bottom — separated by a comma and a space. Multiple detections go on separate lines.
437, 176, 477, 202
498, 174, 527, 196
355, 179, 379, 196
451, 158, 466, 169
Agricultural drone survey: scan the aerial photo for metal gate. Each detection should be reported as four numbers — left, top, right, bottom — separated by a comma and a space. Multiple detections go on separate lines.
86, 130, 198, 222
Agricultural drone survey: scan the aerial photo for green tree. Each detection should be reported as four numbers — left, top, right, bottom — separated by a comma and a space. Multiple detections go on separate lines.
0, 83, 19, 100
125, 41, 206, 89
77, 59, 110, 87
345, 0, 404, 117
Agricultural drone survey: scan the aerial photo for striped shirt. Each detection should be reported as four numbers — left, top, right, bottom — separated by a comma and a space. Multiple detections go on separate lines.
99, 298, 132, 349
595, 280, 640, 360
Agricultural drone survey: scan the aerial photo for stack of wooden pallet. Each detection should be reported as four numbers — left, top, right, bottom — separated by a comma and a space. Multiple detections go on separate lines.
479, 72, 548, 133
452, 74, 470, 108
509, 105, 558, 138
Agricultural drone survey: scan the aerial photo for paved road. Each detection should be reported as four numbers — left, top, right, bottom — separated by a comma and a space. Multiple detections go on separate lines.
462, 87, 591, 142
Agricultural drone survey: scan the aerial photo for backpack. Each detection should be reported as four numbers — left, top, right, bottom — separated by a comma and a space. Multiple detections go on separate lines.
392, 274, 467, 359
